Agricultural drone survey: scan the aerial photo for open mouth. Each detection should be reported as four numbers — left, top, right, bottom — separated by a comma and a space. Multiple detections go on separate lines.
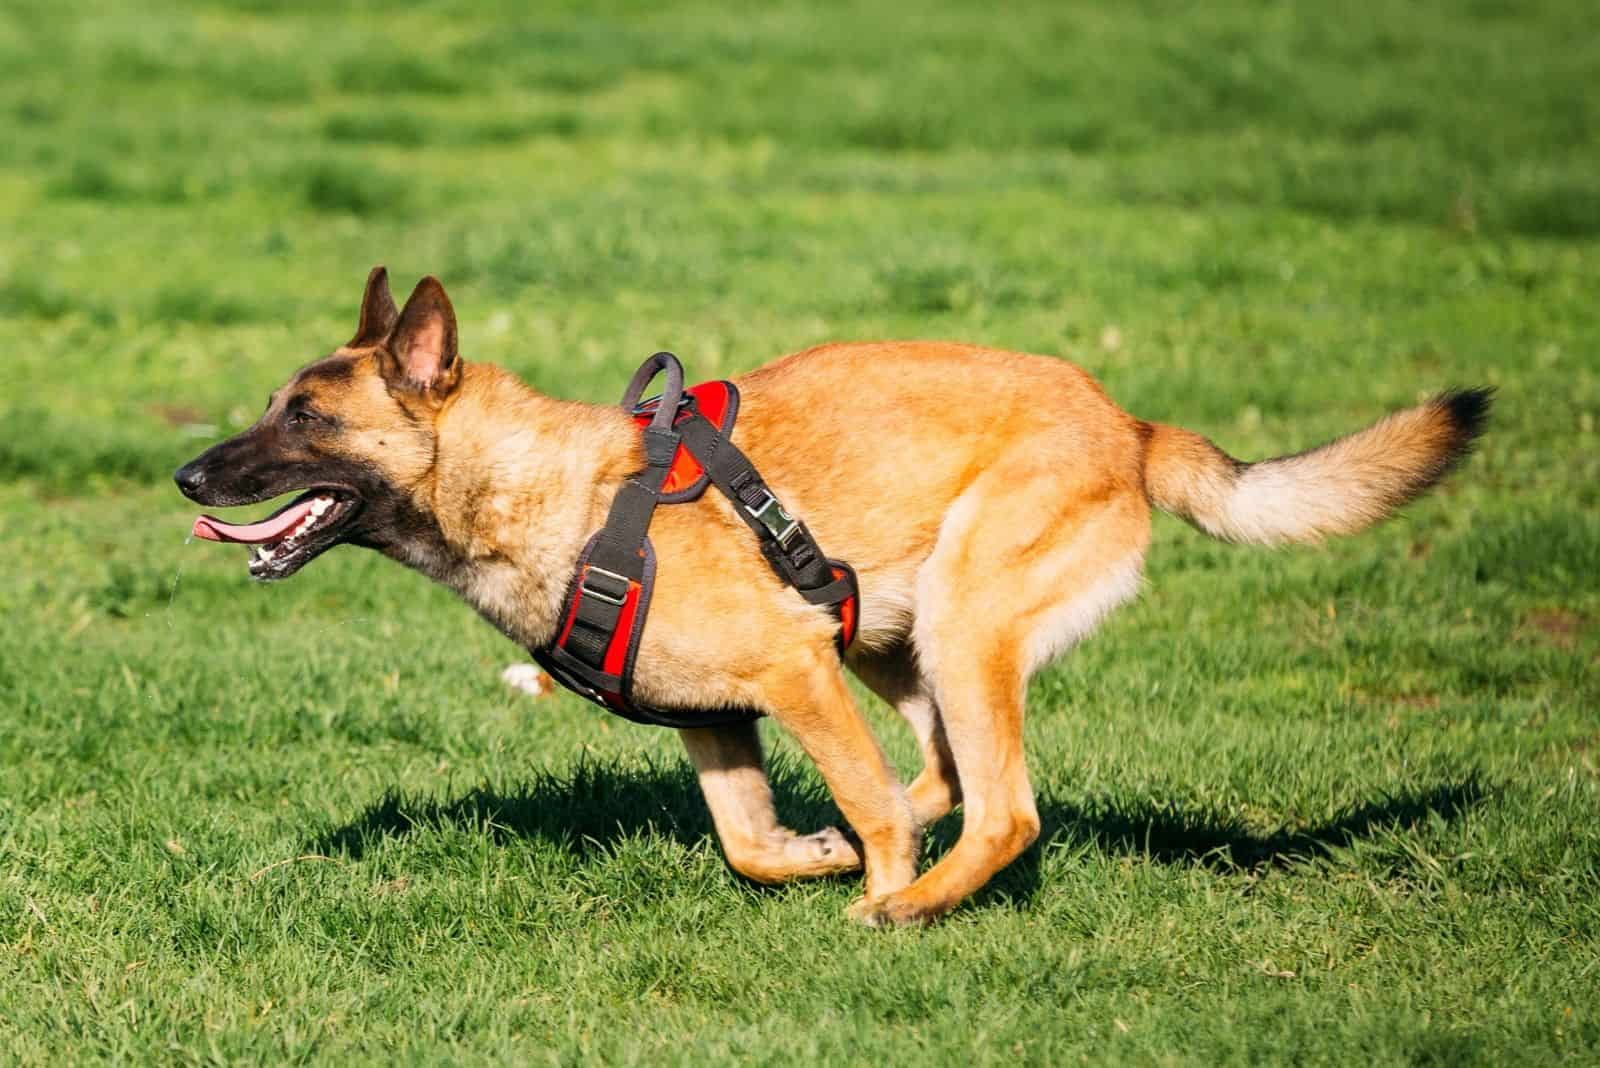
191, 489, 359, 581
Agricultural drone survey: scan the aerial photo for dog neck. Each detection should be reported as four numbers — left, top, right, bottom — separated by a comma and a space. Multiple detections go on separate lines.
395, 362, 642, 649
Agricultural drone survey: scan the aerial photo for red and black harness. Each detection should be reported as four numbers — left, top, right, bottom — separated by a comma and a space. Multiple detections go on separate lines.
532, 352, 859, 729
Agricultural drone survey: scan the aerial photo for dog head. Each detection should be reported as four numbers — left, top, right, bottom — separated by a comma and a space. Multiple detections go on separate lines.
175, 267, 462, 580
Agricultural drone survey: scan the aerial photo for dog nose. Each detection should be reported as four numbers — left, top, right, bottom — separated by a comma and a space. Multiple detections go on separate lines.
174, 462, 206, 498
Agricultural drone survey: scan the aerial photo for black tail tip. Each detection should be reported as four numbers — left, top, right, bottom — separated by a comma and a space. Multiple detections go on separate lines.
1433, 387, 1494, 477
1436, 386, 1494, 445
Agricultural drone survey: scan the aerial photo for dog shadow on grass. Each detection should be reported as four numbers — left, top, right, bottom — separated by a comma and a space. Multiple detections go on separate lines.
310, 760, 1488, 910
961, 775, 1491, 910
310, 756, 827, 863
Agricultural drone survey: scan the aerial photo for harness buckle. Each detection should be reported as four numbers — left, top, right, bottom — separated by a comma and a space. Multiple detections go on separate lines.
580, 565, 631, 606
744, 489, 801, 549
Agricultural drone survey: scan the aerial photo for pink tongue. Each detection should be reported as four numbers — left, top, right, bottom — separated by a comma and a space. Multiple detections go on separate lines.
192, 498, 318, 544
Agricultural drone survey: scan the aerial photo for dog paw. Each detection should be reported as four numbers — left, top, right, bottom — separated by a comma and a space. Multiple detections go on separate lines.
846, 891, 935, 928
846, 895, 889, 927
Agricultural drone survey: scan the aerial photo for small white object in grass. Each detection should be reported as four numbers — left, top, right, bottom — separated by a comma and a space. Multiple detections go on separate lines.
501, 663, 555, 698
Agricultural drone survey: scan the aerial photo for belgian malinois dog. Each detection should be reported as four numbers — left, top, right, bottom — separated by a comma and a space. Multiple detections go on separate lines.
175, 268, 1489, 926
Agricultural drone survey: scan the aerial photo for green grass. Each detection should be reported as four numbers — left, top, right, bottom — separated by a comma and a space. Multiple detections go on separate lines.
2, 0, 1598, 1063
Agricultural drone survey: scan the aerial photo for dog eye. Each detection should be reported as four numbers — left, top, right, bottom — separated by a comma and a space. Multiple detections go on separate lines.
287, 410, 318, 426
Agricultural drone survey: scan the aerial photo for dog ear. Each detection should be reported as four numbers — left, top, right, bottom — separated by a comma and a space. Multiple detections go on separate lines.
348, 265, 398, 348
382, 276, 461, 394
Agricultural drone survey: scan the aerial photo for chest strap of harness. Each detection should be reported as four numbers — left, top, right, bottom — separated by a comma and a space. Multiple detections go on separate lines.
531, 351, 859, 729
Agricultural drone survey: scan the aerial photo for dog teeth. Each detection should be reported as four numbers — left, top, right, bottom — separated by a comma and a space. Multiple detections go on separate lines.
249, 498, 337, 569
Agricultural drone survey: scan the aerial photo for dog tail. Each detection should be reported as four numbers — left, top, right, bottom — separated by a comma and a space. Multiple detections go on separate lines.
1139, 389, 1492, 547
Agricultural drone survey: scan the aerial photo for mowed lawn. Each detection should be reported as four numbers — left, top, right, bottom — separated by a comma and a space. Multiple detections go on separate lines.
2, 0, 1598, 1063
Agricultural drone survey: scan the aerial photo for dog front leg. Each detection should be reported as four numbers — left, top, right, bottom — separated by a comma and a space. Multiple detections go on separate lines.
680, 721, 863, 884
758, 654, 920, 910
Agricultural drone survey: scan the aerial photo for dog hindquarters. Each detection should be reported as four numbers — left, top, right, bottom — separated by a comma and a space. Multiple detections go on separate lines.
679, 721, 863, 882
855, 461, 1149, 926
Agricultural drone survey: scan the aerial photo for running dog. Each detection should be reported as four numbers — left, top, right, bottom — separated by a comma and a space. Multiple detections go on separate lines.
175, 268, 1490, 925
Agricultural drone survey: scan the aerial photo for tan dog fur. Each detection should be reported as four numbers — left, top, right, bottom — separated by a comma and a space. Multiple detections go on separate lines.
178, 269, 1489, 925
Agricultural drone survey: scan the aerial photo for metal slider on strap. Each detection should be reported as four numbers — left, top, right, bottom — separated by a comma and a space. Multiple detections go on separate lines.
580, 565, 631, 606
744, 489, 802, 549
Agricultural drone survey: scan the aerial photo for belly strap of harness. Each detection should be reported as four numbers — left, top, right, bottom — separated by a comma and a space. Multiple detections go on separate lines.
673, 416, 859, 616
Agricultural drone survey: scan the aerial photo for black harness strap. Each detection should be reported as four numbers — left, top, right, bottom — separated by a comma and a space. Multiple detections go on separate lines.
674, 415, 859, 618
533, 351, 859, 728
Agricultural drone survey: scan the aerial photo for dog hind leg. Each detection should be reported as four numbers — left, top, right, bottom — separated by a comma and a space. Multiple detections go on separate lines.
851, 647, 961, 832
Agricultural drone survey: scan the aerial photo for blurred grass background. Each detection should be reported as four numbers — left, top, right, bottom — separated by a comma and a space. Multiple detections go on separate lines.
1, 1, 1597, 1064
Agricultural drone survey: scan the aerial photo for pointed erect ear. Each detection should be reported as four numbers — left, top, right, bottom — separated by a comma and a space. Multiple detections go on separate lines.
383, 276, 460, 394
347, 265, 398, 348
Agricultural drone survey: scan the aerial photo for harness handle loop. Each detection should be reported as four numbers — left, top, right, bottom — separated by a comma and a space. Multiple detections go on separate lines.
620, 351, 686, 433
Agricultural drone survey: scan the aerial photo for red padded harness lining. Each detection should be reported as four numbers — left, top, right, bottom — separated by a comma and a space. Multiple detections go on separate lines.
602, 583, 642, 678
552, 568, 646, 715
832, 565, 857, 648
631, 381, 733, 498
